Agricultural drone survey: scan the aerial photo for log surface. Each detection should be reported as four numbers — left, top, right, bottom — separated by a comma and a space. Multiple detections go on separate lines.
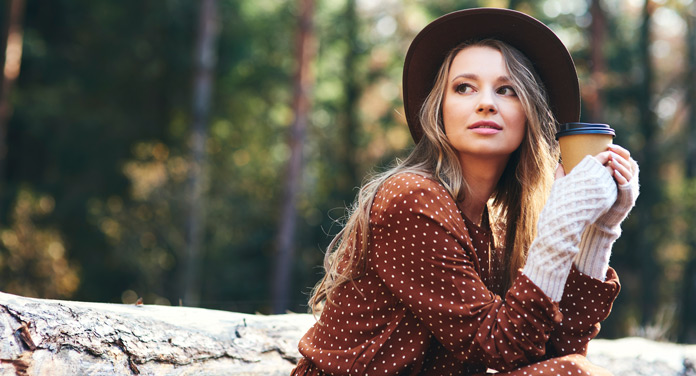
0, 292, 314, 375
1, 291, 696, 375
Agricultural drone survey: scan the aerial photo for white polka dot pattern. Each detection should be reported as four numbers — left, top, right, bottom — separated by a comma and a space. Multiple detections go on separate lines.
293, 172, 620, 376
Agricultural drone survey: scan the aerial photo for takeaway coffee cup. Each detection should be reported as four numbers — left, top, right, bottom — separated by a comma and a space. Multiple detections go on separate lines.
556, 122, 616, 174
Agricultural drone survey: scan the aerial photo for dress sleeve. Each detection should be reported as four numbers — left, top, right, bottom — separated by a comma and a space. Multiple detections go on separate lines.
368, 174, 563, 372
545, 265, 620, 357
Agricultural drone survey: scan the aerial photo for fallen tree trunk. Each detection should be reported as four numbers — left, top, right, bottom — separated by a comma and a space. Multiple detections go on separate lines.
1, 291, 696, 375
0, 292, 314, 375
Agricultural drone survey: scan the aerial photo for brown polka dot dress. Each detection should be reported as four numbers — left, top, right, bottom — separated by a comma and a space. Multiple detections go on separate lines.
292, 173, 619, 375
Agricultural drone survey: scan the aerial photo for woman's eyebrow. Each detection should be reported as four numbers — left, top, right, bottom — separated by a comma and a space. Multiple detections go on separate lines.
450, 74, 513, 83
450, 73, 478, 83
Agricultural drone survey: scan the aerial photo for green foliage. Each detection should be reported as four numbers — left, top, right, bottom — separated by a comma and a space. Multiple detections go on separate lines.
0, 187, 79, 298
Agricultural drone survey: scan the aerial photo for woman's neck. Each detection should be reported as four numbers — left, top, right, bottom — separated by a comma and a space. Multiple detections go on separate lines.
458, 155, 509, 225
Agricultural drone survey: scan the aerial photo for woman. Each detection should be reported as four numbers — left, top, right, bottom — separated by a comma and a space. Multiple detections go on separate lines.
292, 8, 639, 376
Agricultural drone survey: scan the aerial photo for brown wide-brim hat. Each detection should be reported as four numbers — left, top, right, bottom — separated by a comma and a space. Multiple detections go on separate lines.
403, 7, 580, 143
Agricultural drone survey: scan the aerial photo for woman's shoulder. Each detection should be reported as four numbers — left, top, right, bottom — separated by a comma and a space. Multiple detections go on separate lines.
379, 171, 443, 194
375, 172, 454, 208
371, 171, 463, 231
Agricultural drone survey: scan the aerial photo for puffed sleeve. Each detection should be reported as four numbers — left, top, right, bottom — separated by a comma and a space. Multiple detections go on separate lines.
368, 174, 563, 372
545, 266, 620, 357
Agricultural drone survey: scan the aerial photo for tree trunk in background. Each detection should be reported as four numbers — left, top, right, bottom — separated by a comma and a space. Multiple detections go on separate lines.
340, 0, 359, 191
587, 0, 607, 122
632, 0, 660, 327
687, 3, 696, 180
0, 0, 26, 206
272, 0, 316, 314
507, 0, 524, 11
182, 0, 219, 307
678, 1, 696, 343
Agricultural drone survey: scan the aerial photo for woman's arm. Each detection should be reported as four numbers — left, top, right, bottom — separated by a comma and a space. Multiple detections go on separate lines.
545, 146, 638, 357
541, 146, 639, 358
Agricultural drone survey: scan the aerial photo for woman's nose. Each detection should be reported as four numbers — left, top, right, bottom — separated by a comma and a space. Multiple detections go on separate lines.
476, 90, 497, 114
476, 103, 497, 113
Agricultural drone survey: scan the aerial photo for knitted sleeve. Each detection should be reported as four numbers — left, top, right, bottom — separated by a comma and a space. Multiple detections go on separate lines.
574, 164, 640, 280
522, 156, 617, 301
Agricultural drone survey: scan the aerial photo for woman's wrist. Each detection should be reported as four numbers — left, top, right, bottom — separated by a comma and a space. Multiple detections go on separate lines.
594, 175, 639, 231
573, 224, 619, 280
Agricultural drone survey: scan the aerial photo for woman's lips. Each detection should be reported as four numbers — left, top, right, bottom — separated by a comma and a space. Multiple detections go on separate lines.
468, 120, 502, 135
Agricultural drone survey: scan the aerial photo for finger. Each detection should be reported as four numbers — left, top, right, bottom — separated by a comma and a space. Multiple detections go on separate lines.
594, 151, 611, 165
613, 168, 628, 185
608, 144, 631, 160
610, 153, 632, 184
610, 151, 632, 175
594, 151, 614, 175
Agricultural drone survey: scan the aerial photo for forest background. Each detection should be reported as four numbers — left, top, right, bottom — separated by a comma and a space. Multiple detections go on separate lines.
1, 0, 696, 344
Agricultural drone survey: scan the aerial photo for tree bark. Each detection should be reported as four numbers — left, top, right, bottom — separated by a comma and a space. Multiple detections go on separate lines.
181, 0, 219, 307
271, 0, 316, 314
0, 292, 313, 375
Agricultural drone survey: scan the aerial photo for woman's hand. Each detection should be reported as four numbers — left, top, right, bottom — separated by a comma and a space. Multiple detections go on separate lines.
593, 143, 640, 229
595, 144, 638, 186
574, 143, 640, 280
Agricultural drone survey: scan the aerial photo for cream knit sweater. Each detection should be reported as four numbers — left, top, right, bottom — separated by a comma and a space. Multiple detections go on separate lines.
522, 155, 638, 302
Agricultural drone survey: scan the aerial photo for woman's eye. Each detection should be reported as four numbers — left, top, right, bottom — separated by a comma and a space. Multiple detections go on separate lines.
455, 83, 473, 94
497, 85, 517, 96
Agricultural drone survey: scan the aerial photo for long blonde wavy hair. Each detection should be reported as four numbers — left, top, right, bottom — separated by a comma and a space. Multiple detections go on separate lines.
309, 39, 559, 315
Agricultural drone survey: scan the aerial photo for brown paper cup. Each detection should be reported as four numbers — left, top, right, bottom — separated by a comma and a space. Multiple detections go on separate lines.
556, 123, 616, 174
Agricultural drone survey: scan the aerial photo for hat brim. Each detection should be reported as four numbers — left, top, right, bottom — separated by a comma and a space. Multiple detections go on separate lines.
402, 8, 580, 143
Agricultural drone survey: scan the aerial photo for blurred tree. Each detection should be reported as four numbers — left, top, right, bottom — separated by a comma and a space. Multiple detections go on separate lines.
632, 0, 661, 328
5, 0, 198, 302
686, 0, 696, 180
0, 0, 26, 208
508, 0, 524, 10
586, 0, 607, 121
679, 0, 696, 343
338, 0, 360, 189
272, 0, 316, 314
181, 0, 220, 307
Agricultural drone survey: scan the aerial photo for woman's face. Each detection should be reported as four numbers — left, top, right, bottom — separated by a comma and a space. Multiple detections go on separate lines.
442, 46, 527, 163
